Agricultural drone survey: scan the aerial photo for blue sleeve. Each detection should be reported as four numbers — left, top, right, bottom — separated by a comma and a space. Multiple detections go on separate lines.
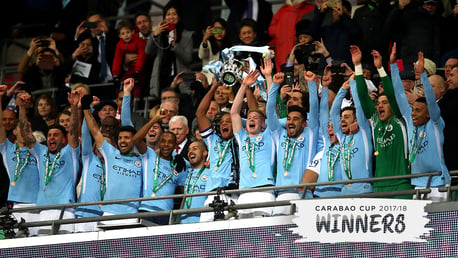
121, 95, 134, 127
320, 88, 329, 136
420, 72, 441, 122
330, 87, 346, 140
81, 118, 92, 157
390, 63, 411, 119
266, 83, 281, 131
308, 80, 319, 130
350, 80, 371, 132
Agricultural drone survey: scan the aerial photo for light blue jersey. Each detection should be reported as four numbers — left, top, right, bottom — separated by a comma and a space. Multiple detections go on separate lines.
313, 88, 343, 197
140, 147, 187, 212
99, 140, 142, 214
121, 95, 134, 127
180, 167, 210, 224
330, 82, 373, 195
235, 128, 275, 189
75, 119, 103, 218
391, 65, 450, 187
267, 81, 318, 191
201, 127, 234, 191
0, 140, 39, 203
31, 143, 80, 206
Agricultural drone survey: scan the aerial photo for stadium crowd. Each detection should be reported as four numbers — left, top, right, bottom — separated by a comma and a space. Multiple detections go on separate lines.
0, 0, 458, 235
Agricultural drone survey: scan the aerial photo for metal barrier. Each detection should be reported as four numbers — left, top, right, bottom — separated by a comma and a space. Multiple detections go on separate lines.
3, 171, 454, 236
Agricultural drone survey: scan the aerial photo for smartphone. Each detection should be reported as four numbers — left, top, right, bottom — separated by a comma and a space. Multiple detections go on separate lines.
213, 27, 223, 34
165, 23, 175, 31
84, 21, 98, 29
182, 72, 196, 82
37, 40, 50, 47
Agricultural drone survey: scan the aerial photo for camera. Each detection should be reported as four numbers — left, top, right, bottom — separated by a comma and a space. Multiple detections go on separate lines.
181, 72, 196, 82
165, 22, 175, 31
213, 27, 223, 34
37, 40, 50, 47
83, 21, 98, 29
294, 44, 320, 71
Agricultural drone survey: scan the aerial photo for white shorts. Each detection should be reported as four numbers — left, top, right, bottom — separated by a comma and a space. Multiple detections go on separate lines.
13, 203, 40, 237
237, 191, 275, 218
199, 194, 239, 222
38, 208, 75, 235
413, 186, 448, 202
74, 220, 100, 233
98, 212, 138, 226
273, 192, 300, 216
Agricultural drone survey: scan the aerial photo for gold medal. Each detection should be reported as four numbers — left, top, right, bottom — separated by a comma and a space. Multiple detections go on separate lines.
348, 183, 352, 186
152, 192, 156, 197
11, 181, 15, 186
214, 167, 219, 172
374, 150, 379, 156
252, 173, 257, 178
284, 171, 288, 177
99, 204, 102, 207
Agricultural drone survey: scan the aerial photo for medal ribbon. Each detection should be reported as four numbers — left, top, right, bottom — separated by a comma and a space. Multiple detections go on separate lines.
408, 126, 426, 164
215, 139, 232, 171
184, 167, 205, 209
282, 137, 298, 173
44, 151, 61, 186
327, 144, 341, 181
100, 162, 106, 200
341, 135, 353, 180
13, 144, 30, 184
245, 137, 257, 172
151, 155, 175, 196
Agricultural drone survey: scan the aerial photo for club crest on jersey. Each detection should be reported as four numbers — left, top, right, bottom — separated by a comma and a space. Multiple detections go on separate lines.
135, 160, 141, 168
256, 135, 263, 142
297, 136, 304, 142
201, 175, 208, 182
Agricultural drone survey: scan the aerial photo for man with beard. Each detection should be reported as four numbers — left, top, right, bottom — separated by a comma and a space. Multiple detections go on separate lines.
330, 75, 373, 195
391, 52, 450, 201
132, 121, 187, 225
81, 94, 142, 223
231, 71, 276, 218
352, 45, 412, 198
196, 80, 239, 222
180, 140, 210, 224
25, 91, 80, 234
267, 72, 318, 215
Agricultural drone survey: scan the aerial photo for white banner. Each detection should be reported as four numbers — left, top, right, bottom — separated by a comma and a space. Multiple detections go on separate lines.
290, 198, 432, 243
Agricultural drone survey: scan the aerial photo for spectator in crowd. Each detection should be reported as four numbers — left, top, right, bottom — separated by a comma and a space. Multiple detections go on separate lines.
112, 19, 147, 98
34, 94, 58, 130
385, 0, 442, 68
440, 64, 458, 172
353, 45, 412, 198
145, 3, 194, 101
180, 140, 210, 224
267, 72, 318, 215
169, 115, 191, 161
444, 56, 458, 80
135, 12, 153, 40
232, 19, 264, 67
56, 110, 71, 134
429, 75, 447, 102
18, 36, 64, 75
268, 0, 315, 72
75, 12, 117, 99
225, 0, 273, 44
441, 0, 458, 56
93, 99, 117, 126
66, 31, 100, 85
391, 51, 450, 201
199, 18, 231, 66
134, 12, 155, 96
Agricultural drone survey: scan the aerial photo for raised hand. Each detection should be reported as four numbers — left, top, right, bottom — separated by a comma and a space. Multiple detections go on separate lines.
68, 90, 81, 107
322, 64, 332, 88
242, 70, 260, 87
342, 72, 355, 90
15, 92, 31, 107
0, 85, 8, 97
389, 42, 397, 64
349, 45, 362, 66
292, 82, 302, 92
340, 63, 354, 76
260, 58, 273, 77
272, 72, 284, 85
413, 52, 425, 75
371, 50, 383, 69
90, 96, 100, 109
304, 71, 316, 82
123, 78, 135, 94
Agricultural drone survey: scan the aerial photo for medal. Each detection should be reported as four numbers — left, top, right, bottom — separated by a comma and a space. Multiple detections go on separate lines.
184, 167, 206, 209
348, 183, 352, 186
214, 167, 219, 172
151, 192, 156, 197
11, 182, 16, 186
252, 172, 257, 178
215, 139, 232, 172
374, 150, 379, 156
282, 137, 299, 177
284, 171, 288, 177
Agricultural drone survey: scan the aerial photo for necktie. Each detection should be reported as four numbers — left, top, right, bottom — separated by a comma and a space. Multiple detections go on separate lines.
175, 146, 180, 153
100, 35, 107, 80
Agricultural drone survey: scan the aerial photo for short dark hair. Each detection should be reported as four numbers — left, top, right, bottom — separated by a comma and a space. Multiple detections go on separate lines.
118, 126, 136, 135
48, 124, 67, 135
415, 97, 427, 104
341, 106, 356, 117
238, 18, 257, 35
287, 105, 307, 121
134, 12, 150, 21
117, 19, 133, 33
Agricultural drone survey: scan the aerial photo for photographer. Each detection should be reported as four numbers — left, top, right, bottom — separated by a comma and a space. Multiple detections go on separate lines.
18, 36, 64, 75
